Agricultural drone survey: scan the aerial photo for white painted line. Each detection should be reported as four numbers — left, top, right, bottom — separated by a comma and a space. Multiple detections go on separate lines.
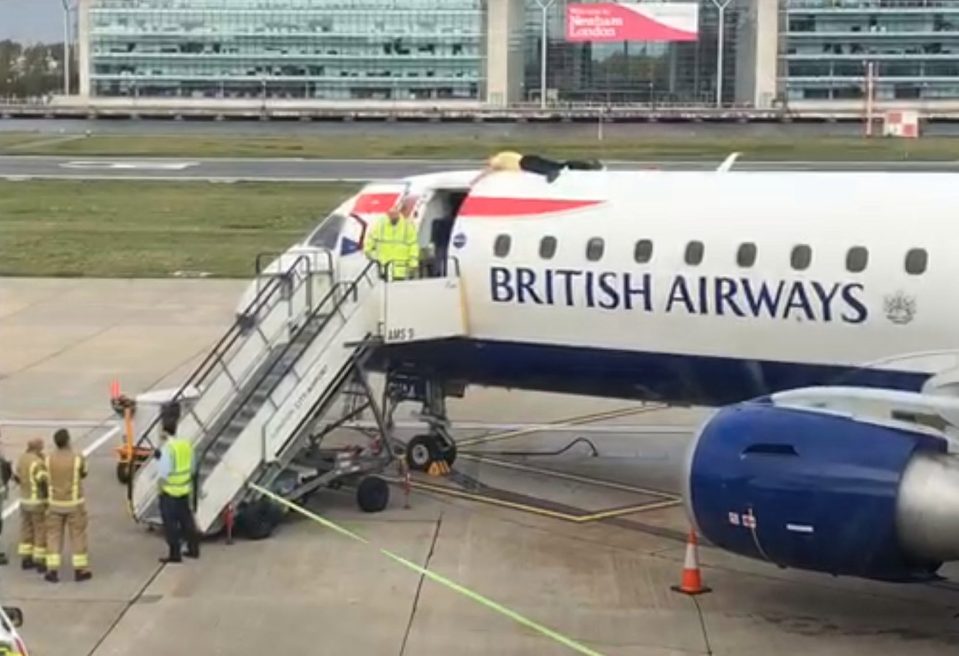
59, 160, 198, 171
0, 174, 371, 183
346, 419, 693, 434
1, 425, 121, 520
0, 419, 118, 429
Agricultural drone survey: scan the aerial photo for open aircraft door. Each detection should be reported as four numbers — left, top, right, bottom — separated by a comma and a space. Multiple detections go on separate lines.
335, 180, 416, 281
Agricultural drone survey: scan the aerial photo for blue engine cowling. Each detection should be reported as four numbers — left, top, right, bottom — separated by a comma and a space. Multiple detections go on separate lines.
685, 401, 950, 582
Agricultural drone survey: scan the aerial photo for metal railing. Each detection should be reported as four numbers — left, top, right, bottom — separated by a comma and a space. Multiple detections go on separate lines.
126, 252, 320, 506
191, 259, 380, 514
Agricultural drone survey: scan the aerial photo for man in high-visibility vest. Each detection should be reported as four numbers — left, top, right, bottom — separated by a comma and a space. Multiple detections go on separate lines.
156, 414, 200, 563
14, 439, 47, 572
44, 429, 91, 583
363, 206, 419, 280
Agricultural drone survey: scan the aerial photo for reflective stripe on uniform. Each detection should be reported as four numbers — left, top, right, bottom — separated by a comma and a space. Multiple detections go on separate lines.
45, 455, 84, 508
73, 553, 89, 569
162, 438, 193, 498
23, 461, 42, 507
18, 456, 46, 508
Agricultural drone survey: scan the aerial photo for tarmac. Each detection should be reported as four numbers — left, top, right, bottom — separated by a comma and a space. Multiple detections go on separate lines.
3, 155, 959, 183
2, 278, 959, 656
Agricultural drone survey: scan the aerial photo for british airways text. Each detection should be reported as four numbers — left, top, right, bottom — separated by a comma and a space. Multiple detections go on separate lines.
490, 267, 868, 324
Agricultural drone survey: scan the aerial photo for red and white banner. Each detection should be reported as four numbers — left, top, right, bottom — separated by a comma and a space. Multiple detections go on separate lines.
566, 2, 699, 43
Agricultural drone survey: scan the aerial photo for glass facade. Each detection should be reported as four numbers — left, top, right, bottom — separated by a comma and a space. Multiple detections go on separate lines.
87, 0, 484, 100
782, 0, 959, 102
522, 0, 748, 105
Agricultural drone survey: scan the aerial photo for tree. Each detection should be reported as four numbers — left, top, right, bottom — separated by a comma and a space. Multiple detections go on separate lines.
0, 40, 74, 99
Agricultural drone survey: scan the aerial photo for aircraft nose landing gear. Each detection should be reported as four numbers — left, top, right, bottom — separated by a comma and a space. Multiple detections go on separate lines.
405, 433, 457, 472
386, 373, 461, 473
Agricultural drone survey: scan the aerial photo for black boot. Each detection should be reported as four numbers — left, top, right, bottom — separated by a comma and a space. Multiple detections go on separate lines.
159, 547, 182, 564
75, 570, 92, 582
35, 561, 47, 575
185, 541, 200, 559
21, 557, 34, 571
44, 570, 59, 583
0, 552, 9, 566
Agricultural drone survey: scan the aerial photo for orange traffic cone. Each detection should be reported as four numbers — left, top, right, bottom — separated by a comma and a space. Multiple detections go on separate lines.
671, 530, 711, 596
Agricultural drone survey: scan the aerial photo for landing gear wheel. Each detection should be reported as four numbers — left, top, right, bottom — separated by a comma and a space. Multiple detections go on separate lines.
116, 462, 131, 485
356, 476, 390, 513
235, 498, 283, 541
441, 440, 457, 467
406, 434, 439, 472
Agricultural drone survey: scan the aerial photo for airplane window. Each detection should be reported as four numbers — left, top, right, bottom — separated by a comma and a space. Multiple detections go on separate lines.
846, 246, 868, 273
306, 213, 346, 249
685, 241, 704, 266
737, 243, 757, 268
905, 248, 928, 275
586, 238, 605, 262
791, 245, 812, 271
634, 239, 653, 263
540, 236, 557, 260
494, 234, 511, 258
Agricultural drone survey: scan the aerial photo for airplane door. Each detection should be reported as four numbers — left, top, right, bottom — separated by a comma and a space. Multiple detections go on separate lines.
337, 181, 415, 280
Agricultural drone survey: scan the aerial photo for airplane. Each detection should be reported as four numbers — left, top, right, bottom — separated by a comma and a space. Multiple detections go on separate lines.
236, 155, 959, 585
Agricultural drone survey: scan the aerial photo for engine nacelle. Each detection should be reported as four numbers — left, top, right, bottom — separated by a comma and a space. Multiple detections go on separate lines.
685, 402, 959, 582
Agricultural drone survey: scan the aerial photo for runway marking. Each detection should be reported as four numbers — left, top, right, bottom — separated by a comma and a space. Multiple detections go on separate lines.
0, 419, 118, 429
1, 424, 121, 520
457, 404, 667, 448
60, 160, 198, 171
0, 174, 370, 183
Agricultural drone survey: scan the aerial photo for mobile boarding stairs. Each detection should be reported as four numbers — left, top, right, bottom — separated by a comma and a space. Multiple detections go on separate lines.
126, 254, 466, 539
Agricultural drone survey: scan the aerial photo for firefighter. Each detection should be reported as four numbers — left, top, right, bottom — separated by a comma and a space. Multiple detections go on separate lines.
363, 205, 419, 280
156, 413, 200, 563
14, 439, 47, 572
44, 429, 91, 583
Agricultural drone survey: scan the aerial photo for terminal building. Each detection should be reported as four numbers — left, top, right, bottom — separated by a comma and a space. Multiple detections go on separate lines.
75, 0, 959, 110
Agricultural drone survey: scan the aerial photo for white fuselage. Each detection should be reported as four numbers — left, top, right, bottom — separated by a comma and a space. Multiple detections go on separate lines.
257, 169, 959, 405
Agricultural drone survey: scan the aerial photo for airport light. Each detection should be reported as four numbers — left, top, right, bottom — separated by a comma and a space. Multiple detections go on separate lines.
709, 0, 732, 108
534, 0, 556, 110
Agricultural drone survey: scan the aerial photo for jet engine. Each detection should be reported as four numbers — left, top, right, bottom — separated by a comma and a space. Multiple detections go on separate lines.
683, 400, 959, 582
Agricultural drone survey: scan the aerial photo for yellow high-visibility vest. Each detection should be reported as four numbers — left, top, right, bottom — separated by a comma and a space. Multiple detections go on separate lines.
364, 215, 419, 279
162, 438, 193, 498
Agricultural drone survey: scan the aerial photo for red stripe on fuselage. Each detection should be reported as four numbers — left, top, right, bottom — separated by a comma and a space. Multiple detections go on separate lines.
458, 196, 602, 217
353, 192, 400, 214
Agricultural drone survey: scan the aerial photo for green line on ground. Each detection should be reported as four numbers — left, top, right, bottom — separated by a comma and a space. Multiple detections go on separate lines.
249, 482, 607, 656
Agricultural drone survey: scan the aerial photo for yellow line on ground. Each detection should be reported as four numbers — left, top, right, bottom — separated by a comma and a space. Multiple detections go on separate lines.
409, 479, 679, 523
577, 499, 682, 522
410, 480, 587, 521
460, 454, 680, 501
457, 405, 665, 448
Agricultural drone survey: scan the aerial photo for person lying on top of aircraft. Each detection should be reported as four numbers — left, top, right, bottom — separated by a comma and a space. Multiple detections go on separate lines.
472, 151, 603, 185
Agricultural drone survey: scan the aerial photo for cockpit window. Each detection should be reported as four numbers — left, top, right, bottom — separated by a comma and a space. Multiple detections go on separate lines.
307, 213, 346, 249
